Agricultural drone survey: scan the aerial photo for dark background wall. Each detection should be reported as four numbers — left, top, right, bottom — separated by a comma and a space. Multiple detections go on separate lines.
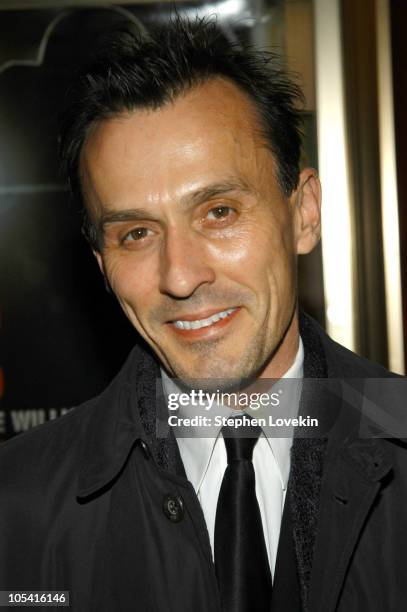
0, 8, 142, 439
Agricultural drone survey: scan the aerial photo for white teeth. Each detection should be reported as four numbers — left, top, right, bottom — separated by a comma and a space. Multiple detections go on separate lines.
173, 308, 236, 330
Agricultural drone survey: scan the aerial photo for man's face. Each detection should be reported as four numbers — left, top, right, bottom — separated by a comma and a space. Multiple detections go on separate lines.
81, 79, 320, 383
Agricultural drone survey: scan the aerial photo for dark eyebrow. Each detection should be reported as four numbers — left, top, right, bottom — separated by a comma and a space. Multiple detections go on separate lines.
180, 178, 255, 208
98, 178, 255, 232
99, 208, 155, 229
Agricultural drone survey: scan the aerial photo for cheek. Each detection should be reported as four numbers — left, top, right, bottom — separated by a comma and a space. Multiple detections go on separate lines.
103, 253, 157, 314
205, 221, 274, 267
205, 229, 255, 265
206, 219, 295, 288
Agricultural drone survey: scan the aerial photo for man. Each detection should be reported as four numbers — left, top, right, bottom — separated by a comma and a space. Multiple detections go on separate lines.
0, 17, 406, 612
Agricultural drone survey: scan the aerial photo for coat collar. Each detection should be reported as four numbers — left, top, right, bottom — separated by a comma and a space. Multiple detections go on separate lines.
76, 341, 185, 498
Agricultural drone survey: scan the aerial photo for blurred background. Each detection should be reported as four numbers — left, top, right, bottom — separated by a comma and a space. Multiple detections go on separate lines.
0, 0, 405, 439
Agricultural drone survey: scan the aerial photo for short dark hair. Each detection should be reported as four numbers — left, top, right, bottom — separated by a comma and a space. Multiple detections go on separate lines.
59, 16, 304, 250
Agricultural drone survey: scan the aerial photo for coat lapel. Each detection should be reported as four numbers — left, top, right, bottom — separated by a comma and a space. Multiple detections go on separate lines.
307, 436, 392, 612
293, 312, 395, 612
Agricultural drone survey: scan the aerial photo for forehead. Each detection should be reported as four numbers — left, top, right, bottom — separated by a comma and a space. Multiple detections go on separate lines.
80, 78, 276, 211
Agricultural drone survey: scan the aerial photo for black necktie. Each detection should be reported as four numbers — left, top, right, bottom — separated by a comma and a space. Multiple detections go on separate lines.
214, 419, 272, 612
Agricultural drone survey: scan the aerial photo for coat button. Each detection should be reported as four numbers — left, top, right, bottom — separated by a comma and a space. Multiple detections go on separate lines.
163, 494, 184, 523
139, 439, 150, 460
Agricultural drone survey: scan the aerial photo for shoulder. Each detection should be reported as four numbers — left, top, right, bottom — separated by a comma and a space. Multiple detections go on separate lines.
300, 313, 407, 446
0, 400, 102, 543
0, 397, 96, 486
0, 343, 146, 500
0, 344, 144, 472
301, 311, 399, 379
323, 333, 396, 378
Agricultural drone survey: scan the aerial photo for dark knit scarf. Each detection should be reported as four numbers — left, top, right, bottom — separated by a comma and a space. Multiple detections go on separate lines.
132, 339, 185, 476
289, 313, 329, 611
133, 312, 336, 611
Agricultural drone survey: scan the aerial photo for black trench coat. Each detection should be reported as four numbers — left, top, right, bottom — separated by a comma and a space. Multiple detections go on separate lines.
0, 313, 406, 612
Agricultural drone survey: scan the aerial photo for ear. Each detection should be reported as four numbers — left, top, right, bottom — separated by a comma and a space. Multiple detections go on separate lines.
93, 249, 105, 275
290, 168, 322, 255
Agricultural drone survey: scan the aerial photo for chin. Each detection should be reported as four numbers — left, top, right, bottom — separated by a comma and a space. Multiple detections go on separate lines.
173, 375, 244, 394
169, 355, 261, 393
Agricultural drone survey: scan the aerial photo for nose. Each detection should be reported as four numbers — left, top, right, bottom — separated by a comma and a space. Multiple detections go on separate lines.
159, 226, 216, 298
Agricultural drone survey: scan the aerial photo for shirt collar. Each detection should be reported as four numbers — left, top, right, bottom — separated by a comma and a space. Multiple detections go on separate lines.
161, 337, 304, 494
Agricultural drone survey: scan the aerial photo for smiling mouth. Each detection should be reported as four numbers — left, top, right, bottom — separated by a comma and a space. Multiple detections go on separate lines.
170, 307, 238, 330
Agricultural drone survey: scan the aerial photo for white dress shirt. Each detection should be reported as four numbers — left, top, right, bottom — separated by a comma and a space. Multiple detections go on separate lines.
161, 338, 304, 578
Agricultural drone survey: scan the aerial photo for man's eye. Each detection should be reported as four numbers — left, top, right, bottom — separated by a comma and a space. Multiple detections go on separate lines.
206, 206, 235, 220
122, 227, 152, 243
